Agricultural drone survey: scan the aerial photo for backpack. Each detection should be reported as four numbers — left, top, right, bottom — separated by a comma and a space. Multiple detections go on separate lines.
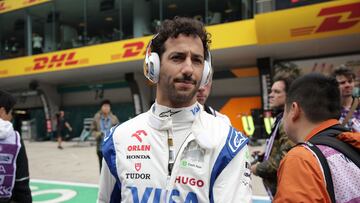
300, 125, 360, 203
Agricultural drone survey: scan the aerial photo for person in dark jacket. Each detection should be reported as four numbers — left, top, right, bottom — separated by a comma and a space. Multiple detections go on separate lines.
0, 90, 32, 203
251, 72, 296, 199
91, 100, 119, 172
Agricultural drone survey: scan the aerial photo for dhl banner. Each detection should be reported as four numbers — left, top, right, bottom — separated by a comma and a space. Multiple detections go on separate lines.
1, 0, 359, 78
255, 0, 360, 44
0, 0, 50, 14
0, 20, 257, 78
0, 36, 153, 78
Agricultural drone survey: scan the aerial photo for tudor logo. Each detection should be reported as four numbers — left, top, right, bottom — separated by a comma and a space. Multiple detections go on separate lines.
126, 173, 150, 180
135, 163, 141, 171
290, 2, 360, 37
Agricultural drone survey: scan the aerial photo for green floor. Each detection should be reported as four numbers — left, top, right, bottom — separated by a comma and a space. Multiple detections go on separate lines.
31, 180, 98, 203
30, 179, 271, 203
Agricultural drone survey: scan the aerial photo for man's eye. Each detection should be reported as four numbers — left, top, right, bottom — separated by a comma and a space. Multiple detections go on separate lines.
171, 56, 182, 61
192, 58, 203, 65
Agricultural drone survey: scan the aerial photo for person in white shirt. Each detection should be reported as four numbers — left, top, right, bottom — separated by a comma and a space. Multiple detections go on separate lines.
97, 17, 251, 203
32, 33, 43, 54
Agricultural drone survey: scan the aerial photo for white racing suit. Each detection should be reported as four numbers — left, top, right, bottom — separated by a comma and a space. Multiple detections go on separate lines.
98, 102, 252, 203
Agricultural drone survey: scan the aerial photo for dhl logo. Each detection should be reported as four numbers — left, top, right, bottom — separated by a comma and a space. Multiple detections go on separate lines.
23, 0, 38, 4
28, 52, 88, 71
290, 2, 360, 37
0, 2, 10, 11
111, 41, 146, 61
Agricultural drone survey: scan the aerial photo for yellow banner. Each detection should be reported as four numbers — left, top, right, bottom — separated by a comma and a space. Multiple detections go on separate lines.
0, 36, 154, 78
255, 0, 360, 44
0, 20, 257, 78
0, 0, 50, 14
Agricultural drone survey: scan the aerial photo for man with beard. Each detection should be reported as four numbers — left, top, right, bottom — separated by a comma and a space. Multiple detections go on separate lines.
98, 17, 252, 203
332, 66, 360, 132
197, 77, 231, 125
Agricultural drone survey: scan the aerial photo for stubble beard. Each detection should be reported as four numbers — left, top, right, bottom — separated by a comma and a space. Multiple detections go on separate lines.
163, 77, 199, 106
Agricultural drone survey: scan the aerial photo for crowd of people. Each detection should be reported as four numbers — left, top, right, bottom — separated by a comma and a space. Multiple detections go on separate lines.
0, 16, 359, 202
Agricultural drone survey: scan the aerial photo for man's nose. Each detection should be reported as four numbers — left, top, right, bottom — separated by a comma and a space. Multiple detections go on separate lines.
181, 57, 194, 76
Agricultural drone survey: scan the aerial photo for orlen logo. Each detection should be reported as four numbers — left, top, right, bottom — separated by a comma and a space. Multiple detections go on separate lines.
290, 2, 360, 37
29, 52, 87, 71
111, 41, 146, 60
175, 176, 205, 188
132, 130, 147, 143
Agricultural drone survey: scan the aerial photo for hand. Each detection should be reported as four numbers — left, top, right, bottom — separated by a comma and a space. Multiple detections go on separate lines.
251, 150, 263, 157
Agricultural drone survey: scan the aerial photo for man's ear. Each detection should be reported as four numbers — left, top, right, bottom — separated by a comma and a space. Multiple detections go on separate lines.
290, 102, 301, 122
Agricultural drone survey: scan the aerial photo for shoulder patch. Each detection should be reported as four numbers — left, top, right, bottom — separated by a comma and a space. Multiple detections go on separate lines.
227, 127, 248, 155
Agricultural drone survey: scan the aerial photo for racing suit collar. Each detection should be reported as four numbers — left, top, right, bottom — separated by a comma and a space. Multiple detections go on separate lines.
148, 102, 200, 128
148, 102, 201, 130
147, 102, 216, 149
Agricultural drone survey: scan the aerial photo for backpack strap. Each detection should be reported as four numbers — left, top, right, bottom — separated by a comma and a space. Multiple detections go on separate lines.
309, 129, 360, 169
341, 97, 359, 128
298, 142, 336, 203
304, 125, 360, 203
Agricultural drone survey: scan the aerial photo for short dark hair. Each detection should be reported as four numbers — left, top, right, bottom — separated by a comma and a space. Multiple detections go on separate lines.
0, 90, 16, 114
100, 99, 111, 107
150, 16, 211, 60
273, 71, 299, 94
286, 73, 341, 123
331, 65, 355, 80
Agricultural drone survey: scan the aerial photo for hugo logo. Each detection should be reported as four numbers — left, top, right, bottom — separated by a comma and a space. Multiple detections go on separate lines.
175, 176, 205, 188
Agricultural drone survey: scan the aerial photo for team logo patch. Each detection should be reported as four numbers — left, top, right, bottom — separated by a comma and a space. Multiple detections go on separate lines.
228, 128, 247, 153
190, 105, 200, 116
180, 141, 205, 169
135, 163, 141, 171
132, 130, 147, 143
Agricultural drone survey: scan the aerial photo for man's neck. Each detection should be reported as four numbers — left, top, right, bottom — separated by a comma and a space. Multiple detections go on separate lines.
156, 98, 197, 109
295, 120, 321, 143
342, 96, 353, 109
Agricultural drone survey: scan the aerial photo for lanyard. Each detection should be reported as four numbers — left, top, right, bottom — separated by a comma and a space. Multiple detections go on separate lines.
167, 131, 175, 176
